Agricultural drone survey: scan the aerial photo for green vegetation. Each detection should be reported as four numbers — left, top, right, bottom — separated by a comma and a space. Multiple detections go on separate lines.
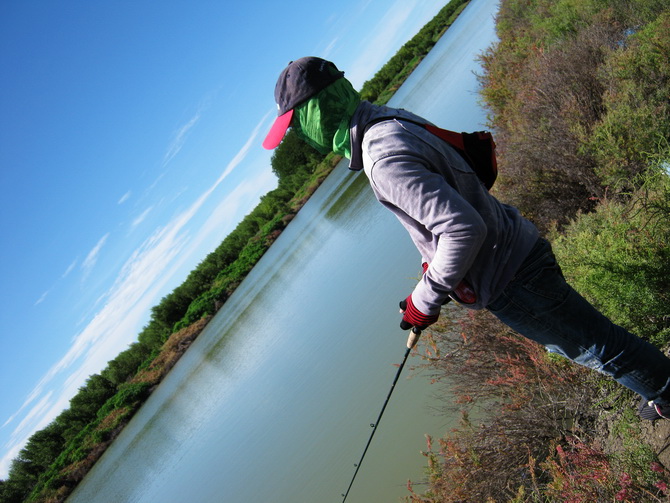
0, 2, 470, 502
405, 0, 670, 501
480, 0, 670, 231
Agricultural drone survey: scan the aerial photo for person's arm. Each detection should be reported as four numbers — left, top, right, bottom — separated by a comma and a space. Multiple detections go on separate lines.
369, 153, 487, 316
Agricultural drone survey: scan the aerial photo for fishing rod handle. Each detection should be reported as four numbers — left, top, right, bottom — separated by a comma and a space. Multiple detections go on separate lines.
406, 327, 421, 349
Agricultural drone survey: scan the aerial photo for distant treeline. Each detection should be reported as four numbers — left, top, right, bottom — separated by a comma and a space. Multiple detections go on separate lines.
0, 1, 470, 502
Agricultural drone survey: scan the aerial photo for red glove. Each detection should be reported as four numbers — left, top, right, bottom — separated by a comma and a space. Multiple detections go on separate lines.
454, 280, 477, 304
399, 295, 439, 330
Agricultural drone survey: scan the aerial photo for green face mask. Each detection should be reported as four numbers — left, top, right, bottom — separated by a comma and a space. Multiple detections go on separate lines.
293, 77, 360, 159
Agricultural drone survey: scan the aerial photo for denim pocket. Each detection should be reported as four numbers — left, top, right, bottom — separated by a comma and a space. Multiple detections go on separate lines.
522, 262, 568, 302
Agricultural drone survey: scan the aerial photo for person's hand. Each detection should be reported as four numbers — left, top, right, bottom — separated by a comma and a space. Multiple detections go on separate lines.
399, 295, 439, 330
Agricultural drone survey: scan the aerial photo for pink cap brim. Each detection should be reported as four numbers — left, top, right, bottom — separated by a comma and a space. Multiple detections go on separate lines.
262, 109, 294, 150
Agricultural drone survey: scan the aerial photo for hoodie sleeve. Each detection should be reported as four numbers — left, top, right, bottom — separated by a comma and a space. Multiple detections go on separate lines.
366, 137, 487, 316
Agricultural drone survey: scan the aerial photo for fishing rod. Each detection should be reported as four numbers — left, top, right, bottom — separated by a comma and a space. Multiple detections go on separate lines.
341, 327, 421, 503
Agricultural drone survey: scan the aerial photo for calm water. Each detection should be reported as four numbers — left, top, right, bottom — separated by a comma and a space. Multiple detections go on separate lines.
67, 1, 500, 501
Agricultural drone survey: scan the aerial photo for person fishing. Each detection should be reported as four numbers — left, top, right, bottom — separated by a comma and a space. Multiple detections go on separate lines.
262, 56, 670, 421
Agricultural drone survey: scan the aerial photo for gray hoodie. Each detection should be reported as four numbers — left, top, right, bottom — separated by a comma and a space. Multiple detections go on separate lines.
349, 100, 538, 314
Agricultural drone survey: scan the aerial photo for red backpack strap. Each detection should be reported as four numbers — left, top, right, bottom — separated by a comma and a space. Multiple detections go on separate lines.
424, 124, 497, 191
424, 124, 466, 152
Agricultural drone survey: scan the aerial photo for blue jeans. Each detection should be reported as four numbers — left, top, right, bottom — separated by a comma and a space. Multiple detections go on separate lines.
487, 238, 670, 406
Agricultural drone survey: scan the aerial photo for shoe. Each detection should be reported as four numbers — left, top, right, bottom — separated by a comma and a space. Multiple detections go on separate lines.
638, 398, 670, 420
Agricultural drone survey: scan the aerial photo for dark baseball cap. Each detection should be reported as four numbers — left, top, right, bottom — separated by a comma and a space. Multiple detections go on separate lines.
262, 57, 344, 149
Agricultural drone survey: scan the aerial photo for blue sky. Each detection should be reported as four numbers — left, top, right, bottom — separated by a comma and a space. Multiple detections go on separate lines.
0, 0, 450, 478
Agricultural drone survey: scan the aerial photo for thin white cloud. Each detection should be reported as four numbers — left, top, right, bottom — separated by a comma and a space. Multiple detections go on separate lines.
131, 206, 153, 229
34, 291, 49, 306
3, 379, 49, 429
62, 259, 77, 278
147, 171, 167, 193
118, 191, 132, 205
321, 37, 339, 58
7, 392, 53, 444
32, 259, 78, 308
213, 112, 270, 187
163, 111, 201, 168
81, 233, 110, 278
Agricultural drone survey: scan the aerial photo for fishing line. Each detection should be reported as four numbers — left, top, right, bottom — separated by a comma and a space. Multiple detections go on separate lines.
341, 328, 421, 502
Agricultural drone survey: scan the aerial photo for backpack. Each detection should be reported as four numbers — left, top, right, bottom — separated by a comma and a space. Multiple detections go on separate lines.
423, 124, 498, 191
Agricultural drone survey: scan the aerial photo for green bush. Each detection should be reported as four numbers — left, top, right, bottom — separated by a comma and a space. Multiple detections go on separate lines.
551, 174, 670, 347
584, 12, 670, 186
111, 382, 153, 409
